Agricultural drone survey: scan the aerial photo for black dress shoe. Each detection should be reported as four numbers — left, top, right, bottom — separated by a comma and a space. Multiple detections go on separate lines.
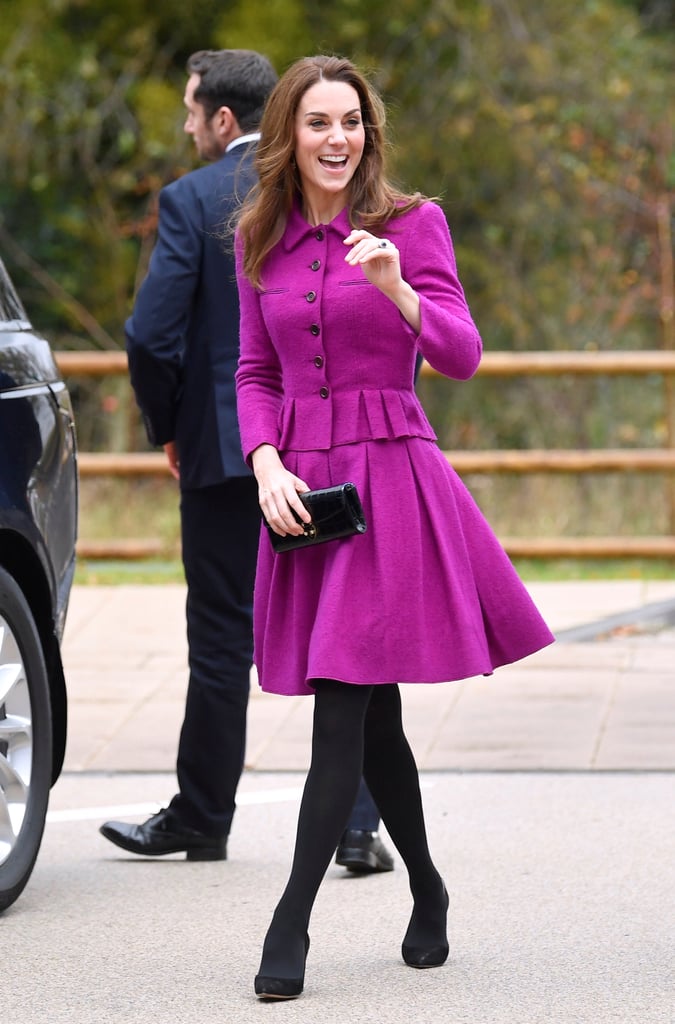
335, 829, 394, 873
99, 807, 227, 861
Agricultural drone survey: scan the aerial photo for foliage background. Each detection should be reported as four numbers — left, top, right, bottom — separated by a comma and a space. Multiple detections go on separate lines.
1, 0, 673, 547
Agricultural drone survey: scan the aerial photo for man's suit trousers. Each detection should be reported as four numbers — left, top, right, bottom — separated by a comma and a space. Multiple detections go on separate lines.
170, 476, 260, 837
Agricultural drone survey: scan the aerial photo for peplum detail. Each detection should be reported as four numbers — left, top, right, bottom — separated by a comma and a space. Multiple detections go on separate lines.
278, 387, 437, 452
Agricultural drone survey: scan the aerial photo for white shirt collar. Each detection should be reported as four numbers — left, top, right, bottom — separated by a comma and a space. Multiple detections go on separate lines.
226, 132, 261, 153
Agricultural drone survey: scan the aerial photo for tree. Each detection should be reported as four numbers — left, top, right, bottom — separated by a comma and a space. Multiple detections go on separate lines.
0, 0, 245, 344
0, 0, 671, 459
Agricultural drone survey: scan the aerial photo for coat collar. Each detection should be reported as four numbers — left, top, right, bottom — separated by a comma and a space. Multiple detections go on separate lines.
282, 197, 352, 252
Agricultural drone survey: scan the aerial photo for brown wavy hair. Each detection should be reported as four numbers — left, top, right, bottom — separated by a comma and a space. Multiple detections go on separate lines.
238, 54, 425, 288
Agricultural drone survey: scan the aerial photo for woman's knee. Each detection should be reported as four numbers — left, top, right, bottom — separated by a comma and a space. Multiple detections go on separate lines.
364, 684, 405, 745
312, 679, 373, 746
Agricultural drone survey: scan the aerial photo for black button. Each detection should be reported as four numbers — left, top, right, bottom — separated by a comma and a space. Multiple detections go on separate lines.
319, 386, 329, 398
306, 291, 316, 302
310, 260, 321, 271
314, 356, 324, 368
315, 230, 324, 241
310, 324, 320, 336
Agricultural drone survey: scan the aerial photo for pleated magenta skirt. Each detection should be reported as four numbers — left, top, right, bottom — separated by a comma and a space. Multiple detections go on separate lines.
252, 436, 554, 696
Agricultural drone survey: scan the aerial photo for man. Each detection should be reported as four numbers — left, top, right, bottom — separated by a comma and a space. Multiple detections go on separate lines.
100, 49, 393, 873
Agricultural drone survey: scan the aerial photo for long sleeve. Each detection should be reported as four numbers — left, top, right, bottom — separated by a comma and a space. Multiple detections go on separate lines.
392, 201, 482, 381
125, 180, 202, 446
235, 239, 285, 461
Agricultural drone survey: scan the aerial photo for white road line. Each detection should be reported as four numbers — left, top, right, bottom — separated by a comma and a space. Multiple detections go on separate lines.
46, 780, 434, 824
46, 787, 305, 824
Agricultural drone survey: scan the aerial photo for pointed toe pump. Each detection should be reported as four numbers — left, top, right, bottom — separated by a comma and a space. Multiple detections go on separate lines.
402, 885, 450, 969
254, 933, 310, 1001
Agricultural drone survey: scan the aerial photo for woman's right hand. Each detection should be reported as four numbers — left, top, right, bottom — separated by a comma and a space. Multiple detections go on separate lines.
251, 444, 312, 536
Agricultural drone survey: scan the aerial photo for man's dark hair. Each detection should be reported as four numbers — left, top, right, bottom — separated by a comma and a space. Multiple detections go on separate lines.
187, 49, 278, 132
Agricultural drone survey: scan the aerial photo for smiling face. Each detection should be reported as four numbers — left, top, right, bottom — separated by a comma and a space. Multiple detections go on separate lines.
294, 79, 366, 221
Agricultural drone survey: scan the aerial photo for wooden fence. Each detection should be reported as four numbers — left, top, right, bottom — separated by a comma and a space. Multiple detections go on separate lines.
56, 349, 675, 560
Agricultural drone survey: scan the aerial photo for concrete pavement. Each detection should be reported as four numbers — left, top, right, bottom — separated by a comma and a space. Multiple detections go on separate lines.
8, 579, 674, 1024
60, 579, 675, 773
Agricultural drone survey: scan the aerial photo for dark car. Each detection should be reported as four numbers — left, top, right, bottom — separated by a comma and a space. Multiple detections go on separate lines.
0, 255, 78, 912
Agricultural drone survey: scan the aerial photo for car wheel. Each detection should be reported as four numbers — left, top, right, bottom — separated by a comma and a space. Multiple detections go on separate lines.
0, 566, 52, 913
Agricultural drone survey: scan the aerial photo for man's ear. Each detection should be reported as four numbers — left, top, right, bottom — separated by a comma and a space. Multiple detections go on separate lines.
214, 105, 240, 142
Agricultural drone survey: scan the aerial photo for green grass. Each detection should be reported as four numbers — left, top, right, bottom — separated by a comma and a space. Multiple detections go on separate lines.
78, 477, 180, 546
511, 558, 675, 582
75, 559, 185, 585
75, 477, 675, 585
73, 556, 675, 586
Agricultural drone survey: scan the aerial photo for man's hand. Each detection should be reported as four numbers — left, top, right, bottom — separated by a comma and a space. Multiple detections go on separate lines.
163, 441, 180, 480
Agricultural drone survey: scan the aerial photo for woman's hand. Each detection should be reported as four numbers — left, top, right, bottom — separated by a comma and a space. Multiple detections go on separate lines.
343, 230, 421, 332
343, 229, 401, 290
251, 444, 311, 536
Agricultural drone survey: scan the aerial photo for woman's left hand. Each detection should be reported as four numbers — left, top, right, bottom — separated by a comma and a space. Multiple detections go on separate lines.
343, 230, 401, 294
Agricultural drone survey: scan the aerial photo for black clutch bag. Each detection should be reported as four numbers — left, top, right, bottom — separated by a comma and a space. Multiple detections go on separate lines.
266, 482, 367, 553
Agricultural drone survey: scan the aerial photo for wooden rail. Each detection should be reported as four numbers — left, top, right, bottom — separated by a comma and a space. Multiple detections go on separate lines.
425, 350, 675, 376
76, 448, 675, 477
57, 349, 675, 377
58, 350, 675, 561
499, 537, 675, 559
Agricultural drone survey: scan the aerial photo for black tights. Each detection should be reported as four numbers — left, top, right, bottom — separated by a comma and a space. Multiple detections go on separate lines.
257, 680, 445, 979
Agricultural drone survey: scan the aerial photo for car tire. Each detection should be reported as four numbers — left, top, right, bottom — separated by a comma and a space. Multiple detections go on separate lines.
0, 566, 53, 913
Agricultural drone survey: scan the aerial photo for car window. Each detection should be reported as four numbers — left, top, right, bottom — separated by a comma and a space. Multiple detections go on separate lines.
0, 256, 29, 326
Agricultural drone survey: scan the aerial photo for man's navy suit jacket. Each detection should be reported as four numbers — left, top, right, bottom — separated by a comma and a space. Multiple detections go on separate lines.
125, 145, 256, 491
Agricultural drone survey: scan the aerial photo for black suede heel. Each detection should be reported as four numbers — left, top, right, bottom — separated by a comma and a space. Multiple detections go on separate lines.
254, 933, 310, 1000
401, 885, 449, 969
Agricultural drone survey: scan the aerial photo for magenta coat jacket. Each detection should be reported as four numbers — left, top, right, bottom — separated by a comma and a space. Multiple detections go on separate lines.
236, 201, 481, 461
235, 200, 553, 696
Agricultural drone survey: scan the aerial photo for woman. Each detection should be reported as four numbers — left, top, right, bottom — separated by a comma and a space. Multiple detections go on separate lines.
235, 55, 554, 1000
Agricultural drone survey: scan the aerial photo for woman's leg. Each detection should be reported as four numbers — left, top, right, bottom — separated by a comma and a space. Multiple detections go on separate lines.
255, 678, 373, 996
362, 684, 449, 967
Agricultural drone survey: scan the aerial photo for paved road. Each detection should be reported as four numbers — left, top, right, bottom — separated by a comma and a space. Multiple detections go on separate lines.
8, 770, 675, 1024
5, 580, 675, 1023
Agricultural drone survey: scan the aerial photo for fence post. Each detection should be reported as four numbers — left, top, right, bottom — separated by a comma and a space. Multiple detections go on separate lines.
656, 195, 675, 531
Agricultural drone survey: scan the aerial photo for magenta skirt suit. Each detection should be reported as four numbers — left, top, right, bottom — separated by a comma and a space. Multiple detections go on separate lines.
235, 201, 554, 696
